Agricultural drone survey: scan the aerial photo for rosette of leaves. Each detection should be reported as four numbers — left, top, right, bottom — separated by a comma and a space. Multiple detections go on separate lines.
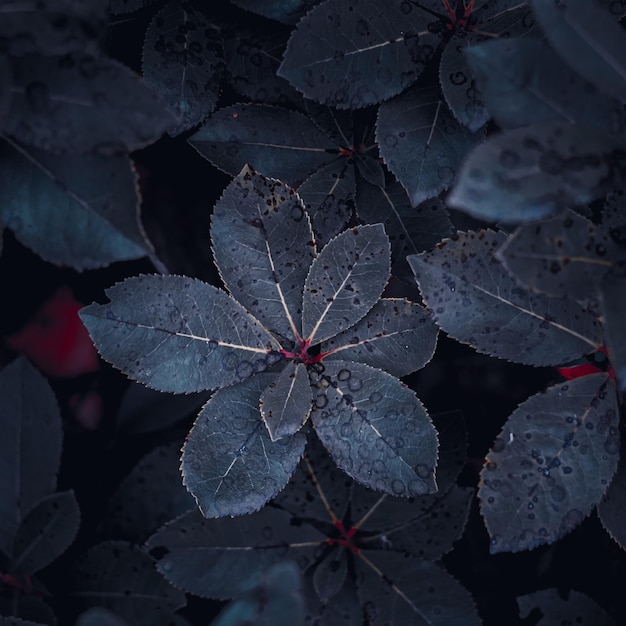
80, 165, 440, 519
0, 358, 81, 625
146, 411, 478, 625
408, 225, 624, 553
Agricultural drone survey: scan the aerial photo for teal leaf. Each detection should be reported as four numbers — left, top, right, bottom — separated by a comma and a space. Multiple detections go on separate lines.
321, 298, 438, 378
11, 490, 80, 575
310, 361, 438, 497
409, 229, 603, 366
533, 0, 626, 104
211, 165, 316, 341
146, 507, 325, 599
277, 0, 440, 109
76, 608, 130, 626
0, 357, 62, 557
377, 86, 481, 206
79, 275, 282, 394
0, 137, 150, 270
71, 541, 186, 626
142, 0, 224, 135
181, 374, 306, 517
188, 104, 336, 185
480, 374, 619, 553
302, 224, 390, 345
5, 52, 175, 154
260, 362, 312, 441
448, 120, 626, 222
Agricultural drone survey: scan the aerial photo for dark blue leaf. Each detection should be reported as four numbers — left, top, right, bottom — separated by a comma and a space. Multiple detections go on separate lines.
260, 362, 312, 441
188, 104, 336, 185
145, 507, 325, 599
448, 121, 626, 222
0, 618, 48, 626
79, 275, 282, 394
377, 86, 481, 206
302, 224, 390, 345
518, 588, 618, 625
142, 1, 224, 135
182, 374, 306, 517
77, 608, 130, 626
71, 541, 186, 626
354, 154, 385, 188
278, 0, 440, 109
211, 165, 315, 341
601, 261, 626, 392
355, 179, 453, 280
231, 0, 322, 24
212, 561, 305, 626
0, 138, 150, 270
598, 448, 626, 550
0, 55, 12, 128
0, 357, 62, 557
302, 583, 361, 626
496, 209, 621, 300
355, 553, 481, 625
313, 548, 347, 603
5, 53, 175, 154
466, 38, 626, 136
0, 1, 104, 56
109, 0, 158, 14
101, 442, 195, 542
409, 229, 603, 366
297, 160, 355, 246
480, 374, 619, 553
533, 0, 626, 104
310, 361, 438, 497
321, 298, 438, 378
11, 490, 80, 575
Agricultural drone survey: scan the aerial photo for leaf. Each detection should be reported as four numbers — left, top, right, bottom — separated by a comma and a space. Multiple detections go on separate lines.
302, 224, 390, 345
303, 582, 362, 626
116, 383, 209, 435
231, 0, 321, 24
321, 298, 438, 378
439, 33, 489, 132
10, 490, 80, 575
100, 443, 195, 542
0, 619, 48, 626
0, 1, 104, 56
310, 361, 438, 497
79, 274, 282, 394
0, 137, 150, 270
222, 23, 301, 105
188, 104, 336, 185
533, 0, 626, 104
517, 588, 618, 626
355, 179, 453, 280
354, 154, 385, 188
181, 374, 306, 517
260, 362, 312, 441
145, 507, 325, 600
601, 261, 626, 392
5, 52, 175, 154
496, 209, 621, 300
0, 597, 55, 626
448, 121, 626, 222
313, 549, 348, 603
0, 55, 12, 128
409, 229, 603, 366
71, 541, 186, 626
142, 0, 224, 135
377, 86, 481, 206
109, 0, 159, 14
277, 0, 440, 109
479, 374, 619, 553
465, 38, 626, 136
211, 165, 316, 341
212, 561, 305, 626
598, 447, 626, 550
0, 357, 62, 557
355, 552, 481, 625
76, 609, 130, 626
297, 159, 355, 247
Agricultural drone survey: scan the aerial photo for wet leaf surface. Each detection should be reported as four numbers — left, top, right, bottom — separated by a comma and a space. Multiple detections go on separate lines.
601, 261, 626, 392
278, 0, 440, 109
79, 275, 282, 394
231, 0, 321, 24
598, 447, 626, 550
377, 86, 480, 206
409, 229, 603, 366
479, 374, 619, 553
448, 121, 626, 223
0, 137, 150, 270
182, 374, 306, 517
142, 0, 224, 135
